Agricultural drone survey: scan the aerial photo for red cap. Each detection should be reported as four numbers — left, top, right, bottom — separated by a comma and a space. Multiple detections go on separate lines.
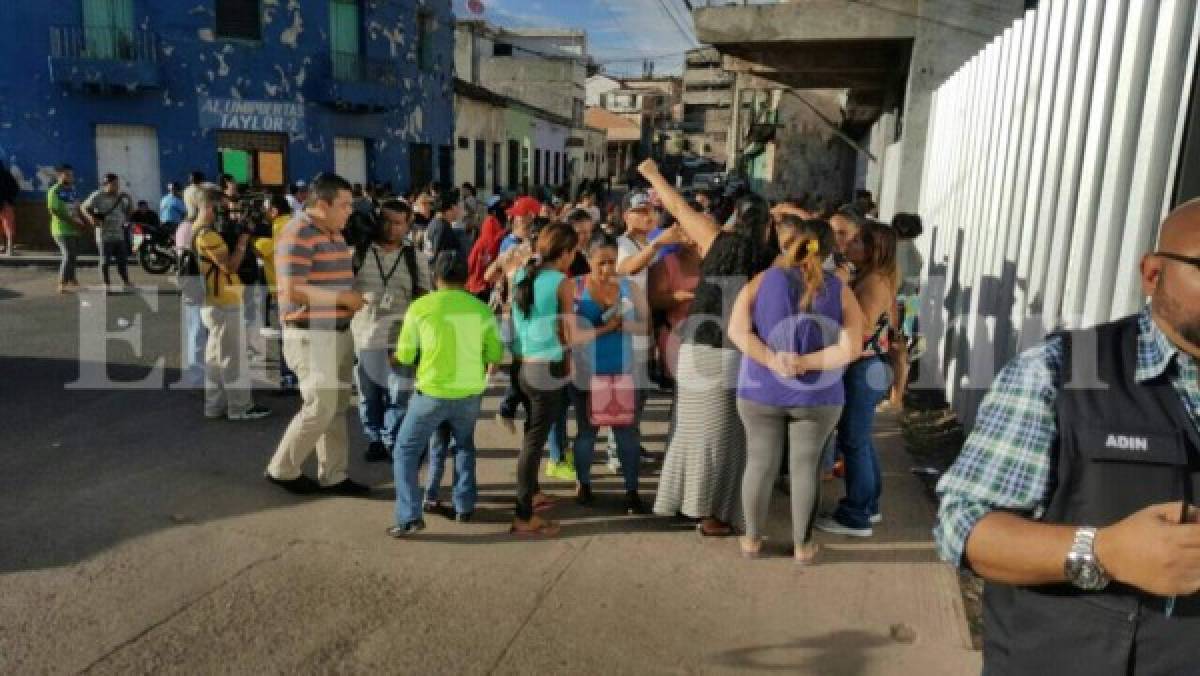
507, 196, 542, 218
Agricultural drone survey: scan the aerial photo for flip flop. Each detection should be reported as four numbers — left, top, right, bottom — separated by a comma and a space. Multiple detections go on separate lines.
532, 495, 559, 513
794, 543, 821, 566
510, 519, 561, 537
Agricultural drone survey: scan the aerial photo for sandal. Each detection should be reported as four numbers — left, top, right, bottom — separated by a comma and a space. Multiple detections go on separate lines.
532, 493, 559, 513
696, 518, 734, 537
794, 542, 820, 566
739, 536, 764, 559
510, 515, 561, 537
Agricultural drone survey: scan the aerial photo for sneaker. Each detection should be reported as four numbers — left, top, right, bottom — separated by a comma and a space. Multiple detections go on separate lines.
495, 412, 517, 435
229, 405, 271, 421
364, 441, 391, 463
265, 473, 321, 495
814, 516, 873, 538
639, 447, 654, 465
544, 459, 561, 479
552, 460, 577, 481
455, 512, 473, 523
423, 500, 444, 515
387, 520, 426, 538
322, 478, 371, 496
624, 491, 649, 515
870, 513, 883, 525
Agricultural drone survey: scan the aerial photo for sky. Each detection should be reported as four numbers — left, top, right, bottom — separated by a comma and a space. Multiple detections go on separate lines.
450, 0, 701, 76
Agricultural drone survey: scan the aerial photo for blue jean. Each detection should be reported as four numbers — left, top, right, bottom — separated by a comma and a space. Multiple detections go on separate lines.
833, 357, 893, 529
354, 348, 414, 447
182, 301, 208, 387
569, 385, 640, 491
393, 392, 482, 524
53, 234, 79, 284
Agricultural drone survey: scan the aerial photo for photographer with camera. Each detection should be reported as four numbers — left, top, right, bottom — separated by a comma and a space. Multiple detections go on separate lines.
190, 185, 271, 421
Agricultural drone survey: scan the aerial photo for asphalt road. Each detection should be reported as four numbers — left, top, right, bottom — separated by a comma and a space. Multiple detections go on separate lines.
0, 264, 979, 675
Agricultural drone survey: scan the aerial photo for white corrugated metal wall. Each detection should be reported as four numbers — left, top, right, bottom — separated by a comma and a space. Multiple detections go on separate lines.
915, 0, 1200, 426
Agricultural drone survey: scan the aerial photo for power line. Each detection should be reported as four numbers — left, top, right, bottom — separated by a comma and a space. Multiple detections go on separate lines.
654, 0, 699, 49
667, 0, 700, 44
596, 0, 642, 54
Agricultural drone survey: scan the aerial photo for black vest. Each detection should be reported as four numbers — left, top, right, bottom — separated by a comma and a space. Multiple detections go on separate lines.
982, 316, 1200, 675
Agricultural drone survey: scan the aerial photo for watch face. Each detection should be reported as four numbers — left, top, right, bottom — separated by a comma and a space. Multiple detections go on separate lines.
1077, 565, 1101, 590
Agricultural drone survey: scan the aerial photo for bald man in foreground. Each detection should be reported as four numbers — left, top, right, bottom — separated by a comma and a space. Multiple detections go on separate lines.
934, 201, 1200, 675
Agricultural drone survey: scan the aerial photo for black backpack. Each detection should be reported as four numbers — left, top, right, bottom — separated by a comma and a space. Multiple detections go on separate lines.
176, 226, 219, 305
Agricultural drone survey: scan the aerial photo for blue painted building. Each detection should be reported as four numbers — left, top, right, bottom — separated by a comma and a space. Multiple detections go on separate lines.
0, 0, 455, 245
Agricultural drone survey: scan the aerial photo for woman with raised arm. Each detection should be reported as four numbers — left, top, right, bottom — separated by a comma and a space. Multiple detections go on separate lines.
638, 158, 778, 536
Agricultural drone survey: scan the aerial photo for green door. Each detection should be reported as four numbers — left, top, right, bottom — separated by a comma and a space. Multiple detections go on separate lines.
83, 0, 134, 60
330, 0, 361, 80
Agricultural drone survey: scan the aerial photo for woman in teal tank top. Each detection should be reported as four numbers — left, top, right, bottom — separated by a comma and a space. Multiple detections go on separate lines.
509, 223, 580, 537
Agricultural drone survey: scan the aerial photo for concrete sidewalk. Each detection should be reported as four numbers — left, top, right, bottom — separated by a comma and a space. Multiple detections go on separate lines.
0, 270, 978, 674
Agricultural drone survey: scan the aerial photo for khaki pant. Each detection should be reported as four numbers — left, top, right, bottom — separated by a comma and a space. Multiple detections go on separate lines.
201, 305, 253, 417
266, 327, 355, 486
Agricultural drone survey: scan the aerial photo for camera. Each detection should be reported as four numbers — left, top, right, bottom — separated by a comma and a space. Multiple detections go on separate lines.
216, 191, 270, 241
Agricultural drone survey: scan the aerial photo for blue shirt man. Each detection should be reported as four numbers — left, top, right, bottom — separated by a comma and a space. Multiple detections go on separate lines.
159, 184, 186, 225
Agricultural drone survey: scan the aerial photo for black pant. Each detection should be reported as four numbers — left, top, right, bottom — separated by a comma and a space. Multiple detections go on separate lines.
498, 359, 528, 420
515, 359, 567, 520
99, 240, 130, 287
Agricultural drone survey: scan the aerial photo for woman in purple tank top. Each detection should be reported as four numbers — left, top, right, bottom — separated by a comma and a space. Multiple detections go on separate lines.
729, 216, 865, 563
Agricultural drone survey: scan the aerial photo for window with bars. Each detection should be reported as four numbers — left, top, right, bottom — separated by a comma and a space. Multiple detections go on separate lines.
215, 0, 262, 41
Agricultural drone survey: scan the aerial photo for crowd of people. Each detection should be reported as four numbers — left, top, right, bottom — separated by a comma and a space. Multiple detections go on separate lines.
40, 159, 927, 556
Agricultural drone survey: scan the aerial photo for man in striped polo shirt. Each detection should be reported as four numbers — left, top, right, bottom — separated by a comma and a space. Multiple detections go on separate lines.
265, 173, 370, 496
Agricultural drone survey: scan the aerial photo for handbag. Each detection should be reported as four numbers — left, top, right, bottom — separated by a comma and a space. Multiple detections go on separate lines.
588, 373, 636, 427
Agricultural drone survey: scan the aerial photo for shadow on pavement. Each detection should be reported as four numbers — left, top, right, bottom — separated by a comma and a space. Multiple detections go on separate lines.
709, 630, 892, 673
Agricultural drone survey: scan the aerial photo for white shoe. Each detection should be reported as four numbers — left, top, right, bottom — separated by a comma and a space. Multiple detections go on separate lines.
870, 513, 883, 525
228, 405, 272, 421
814, 516, 873, 538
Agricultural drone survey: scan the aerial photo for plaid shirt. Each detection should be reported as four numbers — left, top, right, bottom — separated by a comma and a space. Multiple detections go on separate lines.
934, 305, 1200, 567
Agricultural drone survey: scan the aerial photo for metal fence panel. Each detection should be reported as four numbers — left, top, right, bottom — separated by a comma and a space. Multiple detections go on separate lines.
916, 0, 1198, 426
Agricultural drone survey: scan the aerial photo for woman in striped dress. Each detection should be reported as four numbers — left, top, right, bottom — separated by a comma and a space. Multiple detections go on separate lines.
638, 159, 778, 536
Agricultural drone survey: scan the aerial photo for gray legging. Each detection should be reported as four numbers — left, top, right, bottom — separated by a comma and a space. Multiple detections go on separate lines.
737, 399, 843, 545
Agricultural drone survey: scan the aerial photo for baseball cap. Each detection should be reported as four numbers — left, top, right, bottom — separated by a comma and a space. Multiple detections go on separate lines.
507, 196, 542, 218
624, 191, 652, 212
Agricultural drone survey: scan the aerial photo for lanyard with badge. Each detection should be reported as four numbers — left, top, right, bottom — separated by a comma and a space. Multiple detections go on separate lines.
373, 247, 404, 311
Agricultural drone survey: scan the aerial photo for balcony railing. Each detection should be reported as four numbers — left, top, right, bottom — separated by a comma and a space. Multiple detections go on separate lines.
50, 25, 157, 63
331, 51, 398, 86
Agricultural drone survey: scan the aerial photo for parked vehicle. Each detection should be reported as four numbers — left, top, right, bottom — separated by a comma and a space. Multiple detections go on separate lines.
131, 220, 177, 274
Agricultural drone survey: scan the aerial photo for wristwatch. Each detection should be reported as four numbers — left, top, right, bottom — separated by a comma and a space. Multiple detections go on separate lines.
1064, 527, 1110, 591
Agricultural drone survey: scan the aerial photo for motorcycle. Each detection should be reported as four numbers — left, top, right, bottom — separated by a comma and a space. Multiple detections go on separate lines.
131, 220, 178, 274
